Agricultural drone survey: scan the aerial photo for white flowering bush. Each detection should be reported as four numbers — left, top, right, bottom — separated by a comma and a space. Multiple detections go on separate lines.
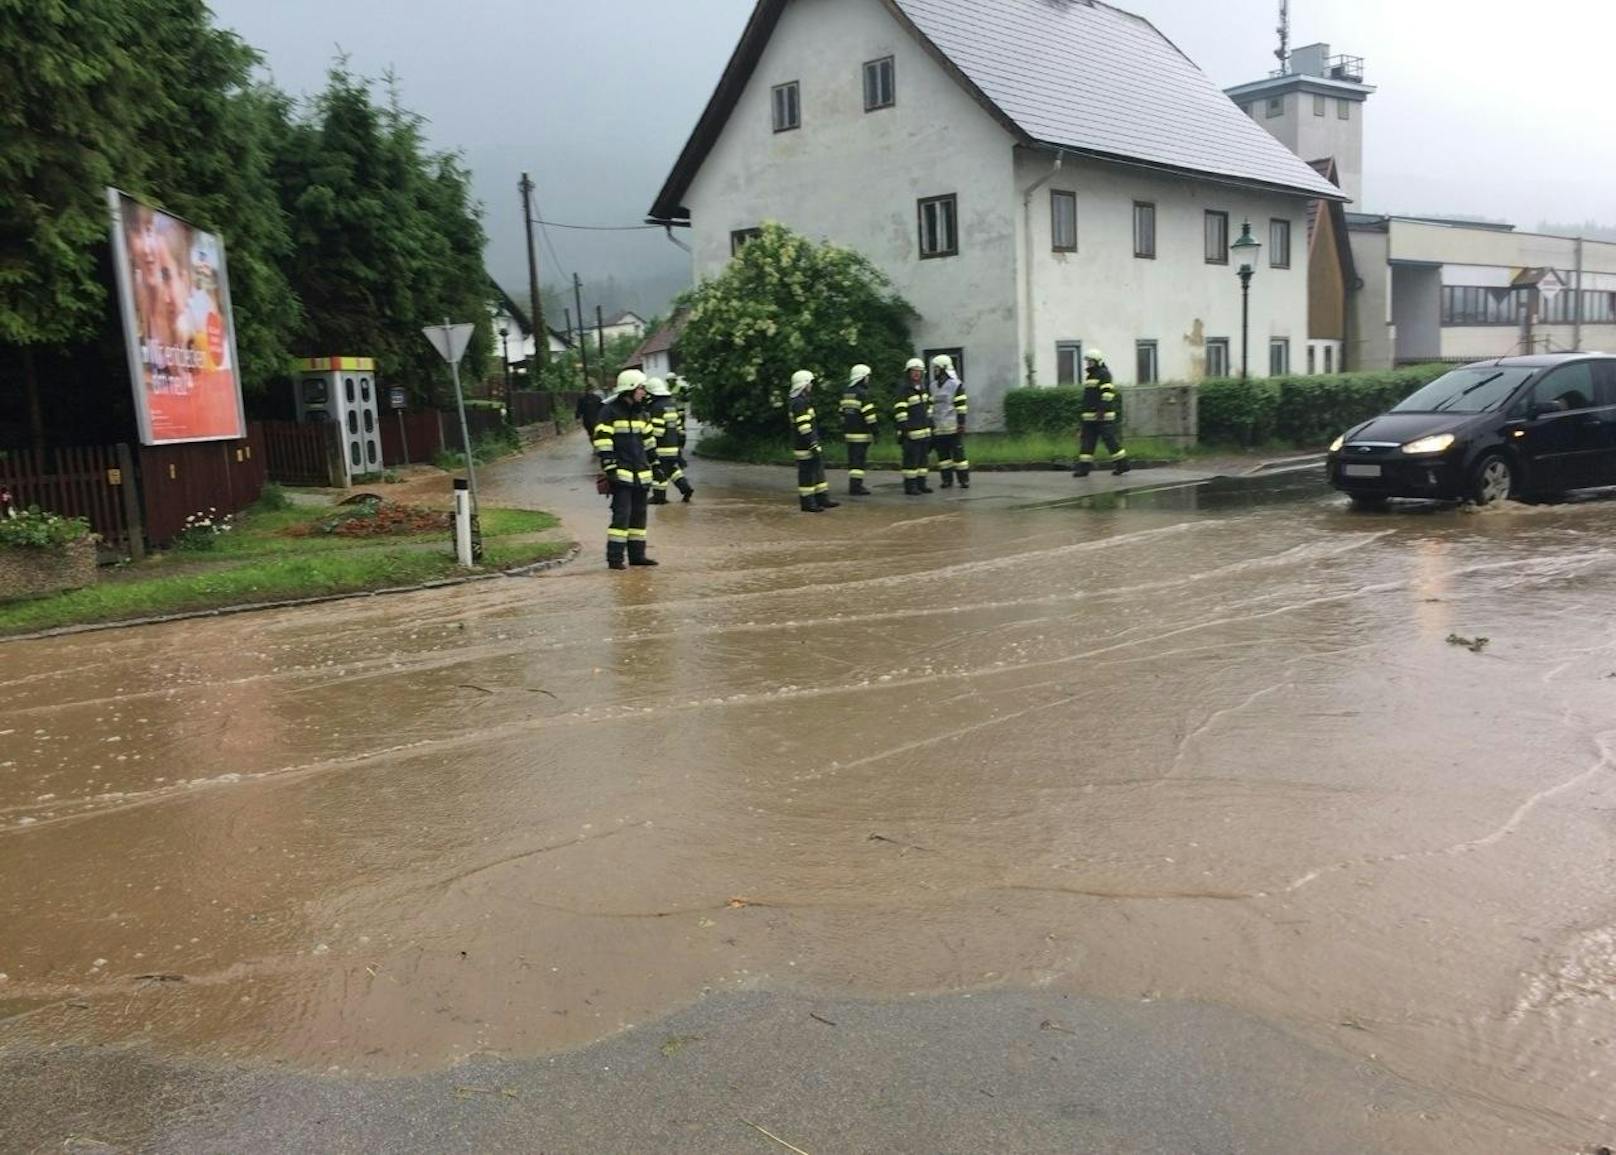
173, 508, 234, 552
0, 493, 94, 550
676, 223, 913, 438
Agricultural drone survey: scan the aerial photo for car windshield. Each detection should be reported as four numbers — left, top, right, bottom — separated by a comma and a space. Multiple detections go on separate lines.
1391, 367, 1535, 414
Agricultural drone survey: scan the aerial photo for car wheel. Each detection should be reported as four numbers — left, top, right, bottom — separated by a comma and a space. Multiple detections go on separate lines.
1469, 453, 1515, 506
1348, 495, 1388, 512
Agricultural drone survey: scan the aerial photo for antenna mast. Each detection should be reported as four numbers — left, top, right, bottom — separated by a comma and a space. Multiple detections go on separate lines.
1275, 0, 1291, 72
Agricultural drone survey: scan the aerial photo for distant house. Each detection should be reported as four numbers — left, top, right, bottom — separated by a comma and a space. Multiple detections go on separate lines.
488, 283, 574, 375
622, 309, 689, 380
648, 0, 1341, 425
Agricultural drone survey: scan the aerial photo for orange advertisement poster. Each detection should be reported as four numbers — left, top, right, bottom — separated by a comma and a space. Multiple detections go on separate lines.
108, 190, 246, 444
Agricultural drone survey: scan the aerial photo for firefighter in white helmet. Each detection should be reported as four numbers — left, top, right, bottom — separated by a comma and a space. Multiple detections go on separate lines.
592, 369, 659, 568
841, 363, 878, 495
893, 357, 934, 495
928, 353, 970, 488
1074, 349, 1130, 478
788, 370, 838, 512
645, 376, 693, 504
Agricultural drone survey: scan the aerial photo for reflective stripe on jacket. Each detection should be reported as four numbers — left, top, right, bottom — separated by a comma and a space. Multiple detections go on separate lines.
894, 380, 933, 440
789, 392, 823, 460
1080, 366, 1119, 424
841, 381, 878, 442
593, 396, 656, 486
648, 396, 681, 459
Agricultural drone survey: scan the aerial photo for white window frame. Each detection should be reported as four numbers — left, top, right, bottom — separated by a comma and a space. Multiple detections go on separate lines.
1135, 340, 1159, 385
1206, 338, 1230, 379
1269, 338, 1290, 376
1133, 201, 1156, 259
1056, 341, 1083, 385
772, 81, 800, 132
863, 56, 895, 111
1269, 218, 1291, 269
918, 194, 958, 259
1313, 94, 1326, 117
1051, 190, 1077, 253
1266, 96, 1284, 118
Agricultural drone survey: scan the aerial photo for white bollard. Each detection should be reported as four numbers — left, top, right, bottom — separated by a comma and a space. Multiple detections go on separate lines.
453, 479, 473, 567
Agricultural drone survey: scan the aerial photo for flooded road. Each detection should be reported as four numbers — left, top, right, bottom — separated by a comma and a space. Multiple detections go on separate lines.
3, 445, 1616, 1151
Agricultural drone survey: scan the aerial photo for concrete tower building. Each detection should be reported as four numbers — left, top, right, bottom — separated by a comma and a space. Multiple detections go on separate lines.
1225, 44, 1373, 207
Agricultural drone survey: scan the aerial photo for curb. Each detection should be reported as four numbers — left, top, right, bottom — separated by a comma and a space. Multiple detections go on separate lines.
0, 545, 582, 645
692, 454, 1180, 473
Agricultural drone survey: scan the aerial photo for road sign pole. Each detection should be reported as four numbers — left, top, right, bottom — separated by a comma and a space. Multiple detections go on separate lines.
424, 318, 485, 567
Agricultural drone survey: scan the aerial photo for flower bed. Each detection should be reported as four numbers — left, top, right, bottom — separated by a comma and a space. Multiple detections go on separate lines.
284, 498, 449, 539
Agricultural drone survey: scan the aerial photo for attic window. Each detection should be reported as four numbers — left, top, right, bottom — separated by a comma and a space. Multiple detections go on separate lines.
863, 57, 895, 111
1337, 98, 1351, 120
730, 228, 762, 256
772, 82, 800, 132
1265, 96, 1284, 118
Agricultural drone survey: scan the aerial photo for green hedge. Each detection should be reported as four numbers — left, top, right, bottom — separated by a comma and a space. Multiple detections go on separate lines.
1004, 365, 1454, 447
1004, 387, 1089, 436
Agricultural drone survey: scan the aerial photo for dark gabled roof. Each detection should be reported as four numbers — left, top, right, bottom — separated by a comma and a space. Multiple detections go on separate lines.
625, 308, 689, 368
649, 0, 1343, 223
603, 310, 646, 328
491, 281, 573, 348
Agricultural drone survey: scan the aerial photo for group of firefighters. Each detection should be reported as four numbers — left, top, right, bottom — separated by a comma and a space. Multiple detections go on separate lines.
588, 349, 1128, 569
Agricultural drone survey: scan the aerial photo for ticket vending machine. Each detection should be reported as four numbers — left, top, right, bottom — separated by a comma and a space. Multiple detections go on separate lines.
294, 356, 380, 485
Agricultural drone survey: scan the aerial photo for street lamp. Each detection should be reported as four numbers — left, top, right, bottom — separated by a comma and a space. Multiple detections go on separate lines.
1231, 220, 1262, 380
498, 323, 511, 400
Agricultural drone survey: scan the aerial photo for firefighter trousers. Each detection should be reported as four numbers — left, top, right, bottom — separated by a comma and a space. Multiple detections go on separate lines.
1076, 422, 1127, 473
796, 453, 828, 502
607, 483, 650, 563
845, 439, 870, 483
901, 435, 931, 482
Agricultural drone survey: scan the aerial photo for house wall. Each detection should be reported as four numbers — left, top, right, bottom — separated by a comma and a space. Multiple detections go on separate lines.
681, 0, 1021, 426
1391, 265, 1441, 362
1016, 152, 1311, 385
1346, 226, 1394, 370
1309, 209, 1347, 342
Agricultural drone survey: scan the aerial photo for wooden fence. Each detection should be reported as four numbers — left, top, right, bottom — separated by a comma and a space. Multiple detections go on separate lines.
509, 390, 586, 429
259, 419, 343, 487
0, 443, 138, 555
379, 410, 446, 466
137, 427, 268, 544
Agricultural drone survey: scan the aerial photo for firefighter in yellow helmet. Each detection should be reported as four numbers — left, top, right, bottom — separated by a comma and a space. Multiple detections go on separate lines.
893, 357, 934, 495
1073, 349, 1130, 478
788, 370, 838, 512
593, 369, 659, 568
645, 377, 693, 504
841, 363, 878, 496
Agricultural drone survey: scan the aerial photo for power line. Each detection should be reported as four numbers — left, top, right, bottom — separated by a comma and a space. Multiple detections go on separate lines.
528, 217, 662, 233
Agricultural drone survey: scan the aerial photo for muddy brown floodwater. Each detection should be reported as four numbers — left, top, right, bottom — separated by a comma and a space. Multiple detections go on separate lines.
3, 456, 1615, 1151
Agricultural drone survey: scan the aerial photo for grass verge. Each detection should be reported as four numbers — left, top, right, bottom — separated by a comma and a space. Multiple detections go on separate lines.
0, 496, 570, 637
695, 430, 1191, 468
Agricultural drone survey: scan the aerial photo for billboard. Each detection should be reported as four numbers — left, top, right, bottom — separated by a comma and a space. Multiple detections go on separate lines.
107, 189, 246, 444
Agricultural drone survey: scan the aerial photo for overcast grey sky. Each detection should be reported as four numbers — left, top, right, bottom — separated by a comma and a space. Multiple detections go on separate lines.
207, 0, 1616, 311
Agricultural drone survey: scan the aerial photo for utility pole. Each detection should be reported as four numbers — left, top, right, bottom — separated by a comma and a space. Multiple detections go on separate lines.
596, 305, 608, 393
573, 274, 592, 430
519, 173, 549, 371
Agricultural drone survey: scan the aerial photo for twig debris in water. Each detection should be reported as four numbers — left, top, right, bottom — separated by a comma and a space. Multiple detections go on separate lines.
740, 1118, 812, 1154
808, 1011, 837, 1027
1445, 634, 1490, 654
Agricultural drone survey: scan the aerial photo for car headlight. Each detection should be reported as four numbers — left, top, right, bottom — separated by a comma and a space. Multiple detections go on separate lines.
1401, 433, 1455, 455
1329, 434, 1345, 452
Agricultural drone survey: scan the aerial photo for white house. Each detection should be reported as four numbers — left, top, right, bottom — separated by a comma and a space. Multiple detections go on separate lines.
489, 284, 573, 371
648, 0, 1342, 427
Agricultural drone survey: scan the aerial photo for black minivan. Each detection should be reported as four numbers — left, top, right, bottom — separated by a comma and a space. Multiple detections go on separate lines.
1327, 354, 1616, 507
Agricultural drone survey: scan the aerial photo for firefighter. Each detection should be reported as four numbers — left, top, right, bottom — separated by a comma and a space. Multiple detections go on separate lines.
789, 369, 838, 512
893, 357, 934, 495
645, 377, 693, 504
1073, 349, 1130, 478
841, 363, 878, 495
928, 354, 971, 489
593, 369, 659, 569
